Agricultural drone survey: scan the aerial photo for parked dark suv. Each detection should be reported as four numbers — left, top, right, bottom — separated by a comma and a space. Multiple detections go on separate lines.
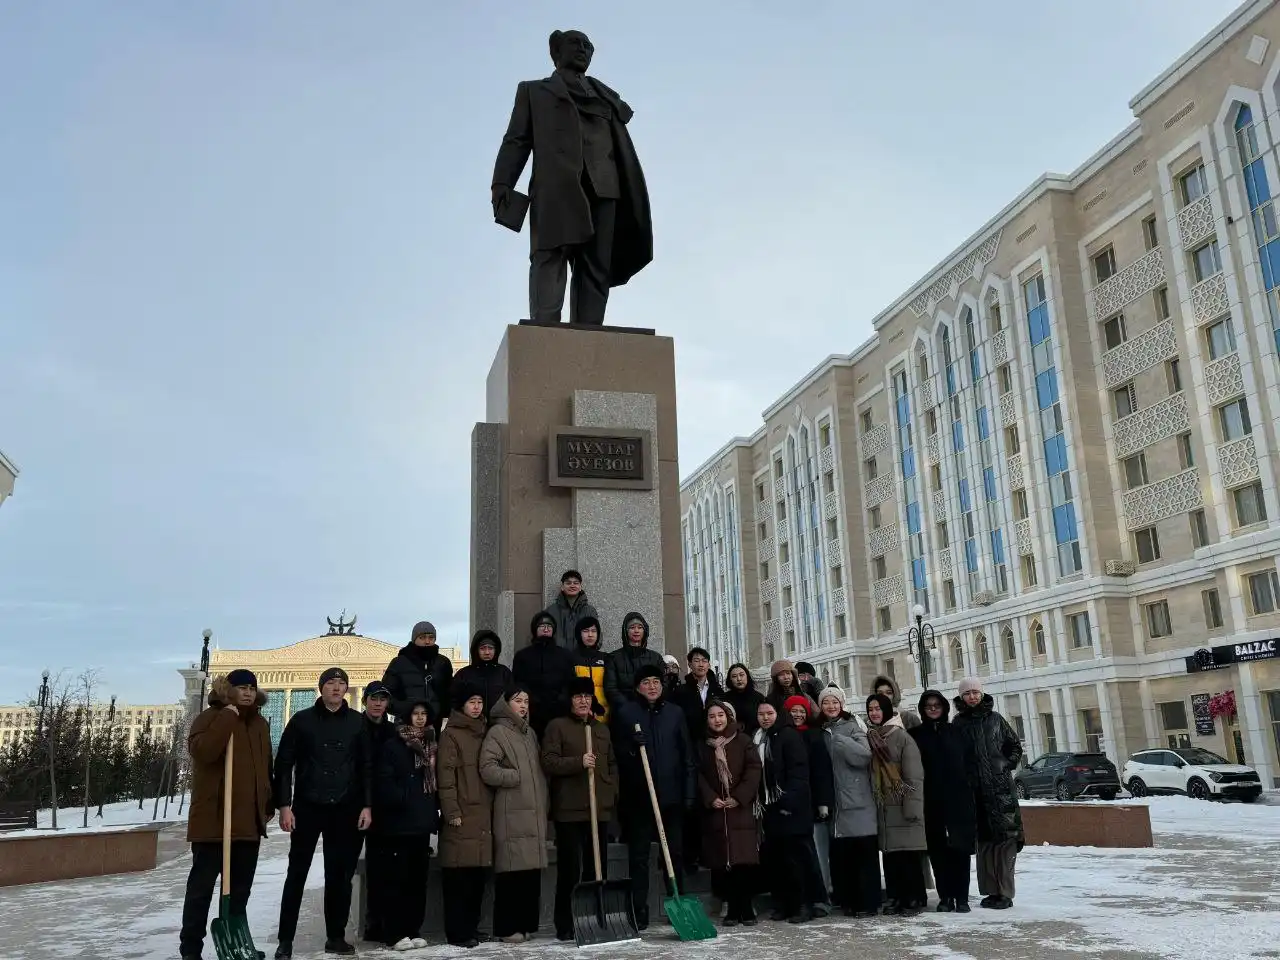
1014, 752, 1121, 800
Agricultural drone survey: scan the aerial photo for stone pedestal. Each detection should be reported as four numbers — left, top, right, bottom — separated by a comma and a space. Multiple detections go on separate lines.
471, 323, 684, 656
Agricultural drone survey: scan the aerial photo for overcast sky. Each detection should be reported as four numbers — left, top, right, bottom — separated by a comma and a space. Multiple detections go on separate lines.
0, 0, 1245, 705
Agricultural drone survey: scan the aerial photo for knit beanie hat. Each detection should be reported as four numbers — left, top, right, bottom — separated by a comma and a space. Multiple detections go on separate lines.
226, 669, 257, 688
794, 661, 816, 676
634, 664, 665, 689
771, 659, 795, 678
819, 685, 846, 709
783, 695, 811, 718
663, 654, 680, 668
958, 677, 983, 697
451, 677, 485, 711
318, 667, 349, 690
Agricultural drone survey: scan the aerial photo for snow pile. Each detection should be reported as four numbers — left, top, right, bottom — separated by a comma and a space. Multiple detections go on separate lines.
5, 796, 192, 838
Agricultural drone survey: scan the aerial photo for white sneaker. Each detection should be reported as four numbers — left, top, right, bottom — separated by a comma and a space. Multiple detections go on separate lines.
411, 939, 428, 949
393, 937, 415, 951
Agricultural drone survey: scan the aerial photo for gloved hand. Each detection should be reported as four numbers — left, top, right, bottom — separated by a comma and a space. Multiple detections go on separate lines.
817, 805, 830, 821
632, 730, 648, 748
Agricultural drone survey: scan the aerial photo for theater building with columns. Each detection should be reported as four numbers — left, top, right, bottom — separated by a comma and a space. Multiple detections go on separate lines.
681, 0, 1280, 788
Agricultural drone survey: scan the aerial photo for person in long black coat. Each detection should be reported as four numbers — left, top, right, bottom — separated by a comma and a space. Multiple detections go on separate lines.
723, 663, 765, 736
783, 695, 833, 916
755, 702, 820, 924
909, 689, 976, 913
382, 621, 454, 728
512, 611, 577, 740
451, 630, 514, 718
372, 700, 440, 950
951, 678, 1024, 910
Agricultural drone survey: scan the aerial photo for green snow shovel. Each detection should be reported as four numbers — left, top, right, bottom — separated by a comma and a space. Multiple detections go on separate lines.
211, 735, 261, 960
571, 724, 639, 946
636, 725, 717, 942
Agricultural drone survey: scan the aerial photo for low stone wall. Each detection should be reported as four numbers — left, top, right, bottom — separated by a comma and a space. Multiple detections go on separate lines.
0, 824, 161, 887
1021, 802, 1153, 848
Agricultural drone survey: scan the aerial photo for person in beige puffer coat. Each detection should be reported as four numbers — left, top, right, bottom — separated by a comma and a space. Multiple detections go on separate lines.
437, 681, 493, 948
479, 686, 549, 943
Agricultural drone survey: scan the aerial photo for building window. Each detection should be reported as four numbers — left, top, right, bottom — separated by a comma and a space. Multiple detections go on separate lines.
1267, 692, 1280, 768
1041, 713, 1057, 753
926, 409, 938, 435
782, 584, 793, 606
1005, 424, 1020, 455
1218, 399, 1252, 441
1143, 215, 1159, 250
1166, 358, 1181, 394
873, 556, 887, 580
878, 606, 892, 631
755, 482, 766, 502
865, 456, 878, 479
763, 601, 773, 621
998, 363, 1013, 395
785, 630, 795, 653
943, 579, 956, 610
860, 410, 873, 432
779, 542, 790, 564
1159, 701, 1191, 750
976, 633, 990, 666
1153, 285, 1170, 319
1093, 247, 1117, 284
936, 521, 949, 547
835, 614, 847, 638
950, 638, 964, 671
1179, 164, 1208, 205
1178, 432, 1195, 470
1067, 612, 1091, 649
1002, 627, 1017, 663
869, 505, 881, 529
1102, 313, 1127, 350
1205, 318, 1237, 359
1012, 489, 1028, 520
1247, 569, 1280, 615
826, 517, 838, 540
823, 472, 835, 494
1123, 453, 1148, 490
1202, 588, 1224, 629
1081, 708, 1104, 753
1031, 619, 1047, 656
1021, 553, 1038, 587
1191, 240, 1222, 282
1135, 526, 1161, 564
1233, 481, 1267, 527
1113, 383, 1137, 419
1190, 509, 1209, 548
830, 566, 843, 589
1145, 600, 1172, 638
760, 561, 770, 581
819, 422, 831, 448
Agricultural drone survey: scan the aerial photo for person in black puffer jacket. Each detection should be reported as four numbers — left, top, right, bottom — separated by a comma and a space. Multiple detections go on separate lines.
723, 663, 765, 735
755, 701, 818, 924
784, 695, 833, 916
359, 680, 399, 945
614, 664, 695, 929
382, 621, 454, 728
910, 688, 976, 913
951, 677, 1023, 910
452, 630, 514, 718
604, 612, 664, 717
512, 611, 577, 741
372, 700, 440, 950
273, 668, 374, 957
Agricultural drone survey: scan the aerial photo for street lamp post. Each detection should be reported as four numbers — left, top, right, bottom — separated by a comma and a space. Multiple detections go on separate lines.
906, 603, 936, 690
97, 696, 115, 818
177, 629, 212, 817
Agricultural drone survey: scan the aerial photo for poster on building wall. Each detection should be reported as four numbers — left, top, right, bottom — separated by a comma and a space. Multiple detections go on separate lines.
1191, 693, 1215, 736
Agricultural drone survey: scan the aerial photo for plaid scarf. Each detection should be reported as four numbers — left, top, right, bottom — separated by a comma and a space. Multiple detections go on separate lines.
398, 723, 438, 795
706, 732, 737, 798
866, 723, 910, 804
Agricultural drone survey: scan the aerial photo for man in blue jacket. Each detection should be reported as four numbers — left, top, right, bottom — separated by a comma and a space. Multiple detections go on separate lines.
615, 664, 695, 929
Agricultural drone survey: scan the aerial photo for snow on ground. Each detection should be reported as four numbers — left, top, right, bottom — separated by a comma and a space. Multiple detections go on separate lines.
0, 796, 1277, 960
3, 796, 192, 838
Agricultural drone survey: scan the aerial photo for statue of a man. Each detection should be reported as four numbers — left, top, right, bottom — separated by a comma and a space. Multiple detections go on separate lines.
491, 30, 653, 326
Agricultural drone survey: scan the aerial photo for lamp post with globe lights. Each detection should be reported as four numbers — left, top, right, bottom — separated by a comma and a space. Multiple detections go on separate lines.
906, 603, 936, 689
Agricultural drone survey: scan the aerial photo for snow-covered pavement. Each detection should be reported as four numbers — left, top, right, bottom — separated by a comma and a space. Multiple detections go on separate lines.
1, 796, 1277, 960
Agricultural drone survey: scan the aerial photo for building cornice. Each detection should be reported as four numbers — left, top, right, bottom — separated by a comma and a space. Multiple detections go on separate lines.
0, 449, 17, 479
679, 434, 762, 493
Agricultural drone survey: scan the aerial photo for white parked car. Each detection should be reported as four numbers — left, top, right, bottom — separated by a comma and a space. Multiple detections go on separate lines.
1122, 747, 1263, 802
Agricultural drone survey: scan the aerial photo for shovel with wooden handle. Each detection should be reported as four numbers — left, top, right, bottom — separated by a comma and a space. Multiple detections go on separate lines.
210, 733, 262, 960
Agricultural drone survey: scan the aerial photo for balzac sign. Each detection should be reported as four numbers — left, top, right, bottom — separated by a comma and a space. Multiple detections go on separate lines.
548, 426, 653, 491
1185, 637, 1279, 673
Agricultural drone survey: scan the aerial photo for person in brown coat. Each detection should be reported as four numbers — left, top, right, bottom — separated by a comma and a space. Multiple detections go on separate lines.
697, 700, 762, 927
479, 686, 549, 943
437, 681, 493, 949
541, 676, 618, 942
178, 670, 274, 960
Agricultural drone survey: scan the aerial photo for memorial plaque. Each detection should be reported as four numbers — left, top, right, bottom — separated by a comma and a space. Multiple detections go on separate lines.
548, 426, 653, 490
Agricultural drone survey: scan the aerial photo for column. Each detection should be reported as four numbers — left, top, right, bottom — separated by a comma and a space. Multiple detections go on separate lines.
1237, 662, 1274, 787
1095, 680, 1117, 764
1138, 679, 1160, 746
1060, 684, 1080, 750
1020, 690, 1040, 757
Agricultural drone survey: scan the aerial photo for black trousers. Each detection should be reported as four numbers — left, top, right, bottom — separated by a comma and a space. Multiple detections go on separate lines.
440, 866, 488, 945
928, 844, 972, 903
529, 178, 617, 326
554, 821, 608, 939
799, 833, 828, 905
368, 834, 431, 944
277, 803, 366, 943
712, 868, 756, 922
493, 869, 542, 937
362, 833, 390, 938
883, 850, 927, 907
179, 840, 260, 957
762, 836, 810, 917
829, 835, 881, 913
625, 800, 684, 922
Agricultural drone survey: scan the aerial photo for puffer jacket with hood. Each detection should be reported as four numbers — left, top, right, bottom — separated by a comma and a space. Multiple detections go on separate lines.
572, 615, 610, 723
437, 704, 493, 869
603, 612, 664, 715
909, 689, 977, 853
871, 674, 920, 729
382, 621, 454, 724
187, 676, 275, 843
512, 611, 577, 739
479, 696, 550, 873
722, 662, 766, 735
951, 692, 1024, 846
452, 630, 514, 718
549, 589, 600, 650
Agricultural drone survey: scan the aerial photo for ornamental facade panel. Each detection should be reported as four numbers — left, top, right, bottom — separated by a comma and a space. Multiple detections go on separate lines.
1121, 468, 1203, 530
1015, 518, 1034, 556
920, 375, 936, 411
873, 574, 906, 606
868, 521, 901, 558
938, 546, 953, 579
760, 578, 778, 604
820, 445, 835, 474
1113, 392, 1190, 459
1177, 195, 1215, 249
860, 423, 891, 459
1220, 434, 1260, 488
991, 328, 1010, 367
827, 538, 843, 566
831, 586, 847, 616
931, 488, 949, 522
1204, 351, 1244, 406
864, 472, 895, 507
825, 492, 840, 519
758, 537, 776, 560
754, 499, 772, 523
1090, 248, 1167, 318
925, 431, 942, 466
779, 560, 793, 584
1102, 319, 1178, 389
999, 392, 1017, 428
907, 231, 1002, 317
763, 618, 780, 644
783, 606, 795, 630
1007, 452, 1026, 490
777, 517, 790, 542
1190, 273, 1229, 325
1104, 559, 1136, 576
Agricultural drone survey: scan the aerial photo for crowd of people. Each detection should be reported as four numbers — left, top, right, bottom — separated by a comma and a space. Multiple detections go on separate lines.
177, 571, 1026, 959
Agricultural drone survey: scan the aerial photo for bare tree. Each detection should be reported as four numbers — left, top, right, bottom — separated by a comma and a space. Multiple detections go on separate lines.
35, 671, 73, 830
79, 669, 101, 829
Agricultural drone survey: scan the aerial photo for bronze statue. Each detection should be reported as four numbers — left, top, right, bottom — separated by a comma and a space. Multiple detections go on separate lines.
491, 30, 653, 326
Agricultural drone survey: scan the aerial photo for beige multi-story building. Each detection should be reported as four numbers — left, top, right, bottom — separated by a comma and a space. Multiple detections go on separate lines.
0, 702, 185, 750
681, 0, 1280, 788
